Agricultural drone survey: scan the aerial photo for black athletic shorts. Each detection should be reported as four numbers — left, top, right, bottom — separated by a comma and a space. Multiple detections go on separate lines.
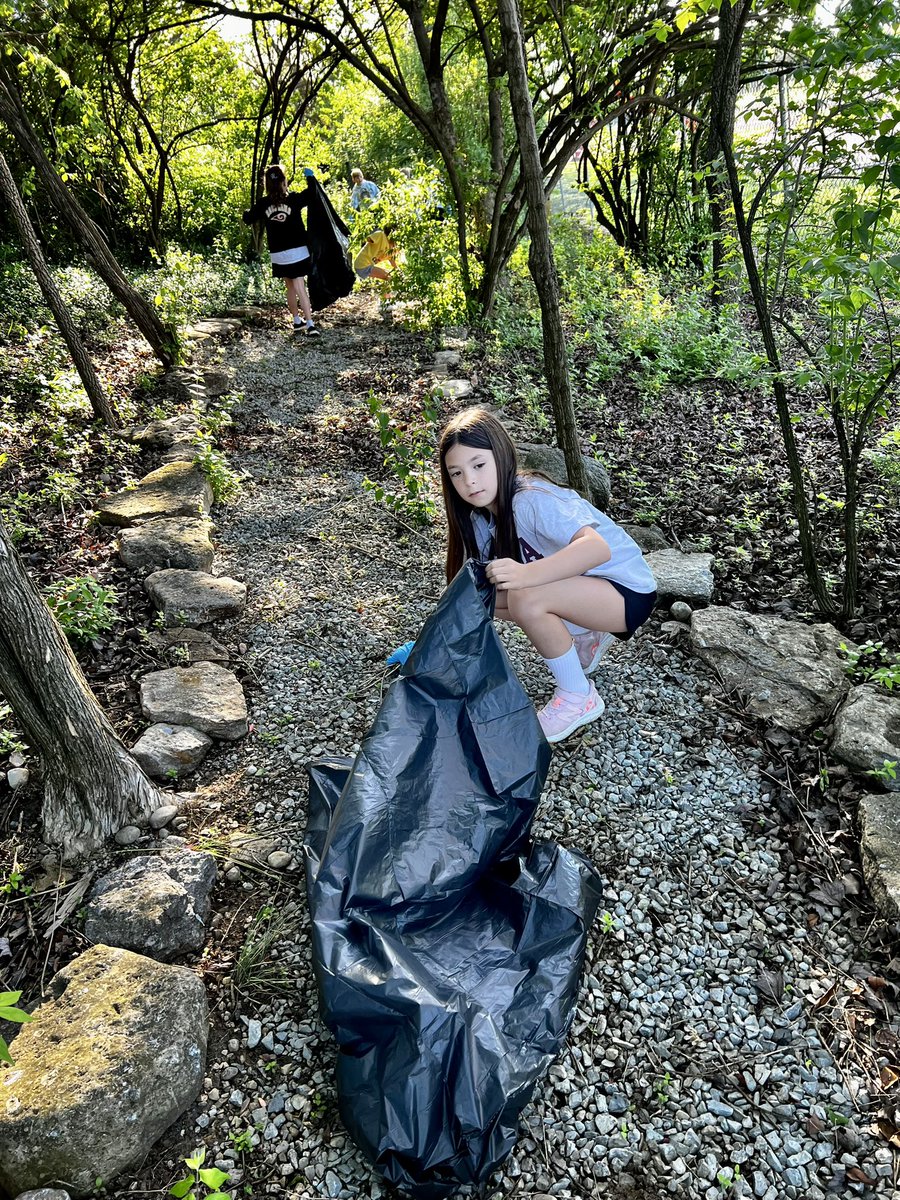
272, 257, 310, 279
609, 581, 657, 639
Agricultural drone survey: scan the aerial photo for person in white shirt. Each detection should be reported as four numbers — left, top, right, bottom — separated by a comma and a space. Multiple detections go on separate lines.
439, 407, 657, 743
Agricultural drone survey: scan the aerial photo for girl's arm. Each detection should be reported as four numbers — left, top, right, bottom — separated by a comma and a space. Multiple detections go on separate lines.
486, 526, 610, 590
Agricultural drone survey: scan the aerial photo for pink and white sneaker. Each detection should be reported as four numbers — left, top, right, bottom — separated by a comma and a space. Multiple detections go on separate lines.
537, 683, 605, 744
573, 630, 617, 674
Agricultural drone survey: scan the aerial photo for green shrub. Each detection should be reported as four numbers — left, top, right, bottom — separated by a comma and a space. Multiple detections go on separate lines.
363, 390, 439, 524
45, 576, 119, 641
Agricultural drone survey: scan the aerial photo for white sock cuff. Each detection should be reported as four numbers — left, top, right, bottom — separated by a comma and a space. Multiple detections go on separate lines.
544, 644, 589, 695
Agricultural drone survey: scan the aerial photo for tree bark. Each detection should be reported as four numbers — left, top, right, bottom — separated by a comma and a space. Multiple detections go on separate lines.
0, 516, 162, 857
496, 0, 589, 499
0, 154, 119, 429
0, 68, 176, 368
703, 0, 750, 307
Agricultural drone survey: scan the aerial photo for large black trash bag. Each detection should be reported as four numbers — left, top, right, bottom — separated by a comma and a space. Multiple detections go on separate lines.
304, 562, 603, 1198
305, 177, 355, 311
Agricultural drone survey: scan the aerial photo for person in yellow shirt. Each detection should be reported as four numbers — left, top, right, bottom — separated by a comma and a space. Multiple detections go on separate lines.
353, 228, 400, 281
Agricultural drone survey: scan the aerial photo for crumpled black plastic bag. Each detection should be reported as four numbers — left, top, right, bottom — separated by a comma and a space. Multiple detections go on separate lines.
304, 562, 603, 1198
305, 177, 355, 311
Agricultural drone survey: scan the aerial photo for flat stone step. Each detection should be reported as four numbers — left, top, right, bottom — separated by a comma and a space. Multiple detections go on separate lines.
96, 462, 212, 527
122, 414, 199, 449
131, 723, 212, 780
831, 685, 900, 789
860, 792, 900, 917
139, 662, 248, 740
145, 569, 246, 626
185, 317, 243, 340
645, 549, 715, 604
436, 378, 474, 400
148, 627, 229, 663
117, 517, 214, 573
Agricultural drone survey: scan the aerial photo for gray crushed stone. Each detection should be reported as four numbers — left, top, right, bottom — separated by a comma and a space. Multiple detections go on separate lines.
178, 299, 894, 1199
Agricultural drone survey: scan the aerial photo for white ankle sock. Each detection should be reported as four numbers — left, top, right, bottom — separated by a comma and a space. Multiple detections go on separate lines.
544, 644, 590, 695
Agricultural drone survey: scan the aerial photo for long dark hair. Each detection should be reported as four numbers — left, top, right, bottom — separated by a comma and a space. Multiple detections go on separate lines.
438, 407, 523, 582
264, 164, 289, 201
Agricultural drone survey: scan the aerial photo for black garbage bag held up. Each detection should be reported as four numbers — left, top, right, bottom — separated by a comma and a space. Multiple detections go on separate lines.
304, 561, 604, 1198
304, 177, 356, 311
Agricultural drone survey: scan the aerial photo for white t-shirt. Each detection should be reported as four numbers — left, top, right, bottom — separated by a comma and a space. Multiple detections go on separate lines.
470, 478, 657, 594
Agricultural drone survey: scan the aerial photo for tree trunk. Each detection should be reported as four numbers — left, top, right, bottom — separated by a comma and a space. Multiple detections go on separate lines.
0, 515, 162, 857
703, 0, 750, 308
0, 154, 119, 429
0, 68, 176, 368
496, 0, 589, 499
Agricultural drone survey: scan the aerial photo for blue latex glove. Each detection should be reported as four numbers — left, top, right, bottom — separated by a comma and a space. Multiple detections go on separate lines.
303, 167, 315, 179
386, 640, 415, 667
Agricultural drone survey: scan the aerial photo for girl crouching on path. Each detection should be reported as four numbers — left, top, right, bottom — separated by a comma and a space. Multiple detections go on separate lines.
243, 164, 320, 336
439, 408, 658, 744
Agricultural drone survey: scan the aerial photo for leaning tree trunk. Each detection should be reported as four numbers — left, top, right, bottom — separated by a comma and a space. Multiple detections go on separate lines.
0, 515, 162, 857
496, 0, 589, 499
0, 153, 119, 429
0, 68, 176, 368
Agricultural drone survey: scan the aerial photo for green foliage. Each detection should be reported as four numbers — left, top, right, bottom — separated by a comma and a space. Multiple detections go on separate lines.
169, 1148, 231, 1200
0, 705, 27, 757
44, 576, 119, 642
868, 760, 898, 784
0, 990, 34, 1066
362, 390, 439, 525
232, 906, 291, 999
192, 393, 243, 504
840, 640, 900, 691
350, 168, 473, 329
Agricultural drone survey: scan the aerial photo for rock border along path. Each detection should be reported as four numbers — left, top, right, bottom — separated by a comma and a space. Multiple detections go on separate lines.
138, 296, 893, 1200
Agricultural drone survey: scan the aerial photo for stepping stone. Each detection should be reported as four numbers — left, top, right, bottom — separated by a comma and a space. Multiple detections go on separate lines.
84, 846, 217, 960
0, 944, 207, 1198
117, 517, 214, 572
859, 792, 900, 917
517, 441, 611, 510
185, 317, 242, 340
160, 440, 199, 464
690, 606, 851, 730
622, 523, 669, 553
201, 366, 234, 396
148, 627, 229, 663
122, 413, 199, 449
645, 549, 714, 604
131, 723, 212, 780
437, 378, 474, 400
831, 685, 900, 790
223, 306, 267, 321
157, 366, 206, 404
433, 350, 462, 378
144, 569, 246, 626
96, 462, 212, 527
139, 662, 248, 740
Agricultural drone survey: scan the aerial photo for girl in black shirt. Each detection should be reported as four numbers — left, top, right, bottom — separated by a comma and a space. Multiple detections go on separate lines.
243, 164, 320, 336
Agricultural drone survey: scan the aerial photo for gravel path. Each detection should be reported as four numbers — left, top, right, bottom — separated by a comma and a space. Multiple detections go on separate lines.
184, 299, 895, 1200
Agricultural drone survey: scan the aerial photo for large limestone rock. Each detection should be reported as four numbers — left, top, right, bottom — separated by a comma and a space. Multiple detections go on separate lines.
859, 792, 900, 918
831, 686, 900, 790
139, 662, 248, 740
122, 413, 199, 450
185, 317, 242, 341
644, 549, 714, 604
144, 568, 246, 626
130, 722, 212, 779
0, 945, 207, 1197
690, 607, 851, 730
96, 462, 212, 527
117, 517, 214, 572
517, 442, 611, 510
84, 846, 217, 959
